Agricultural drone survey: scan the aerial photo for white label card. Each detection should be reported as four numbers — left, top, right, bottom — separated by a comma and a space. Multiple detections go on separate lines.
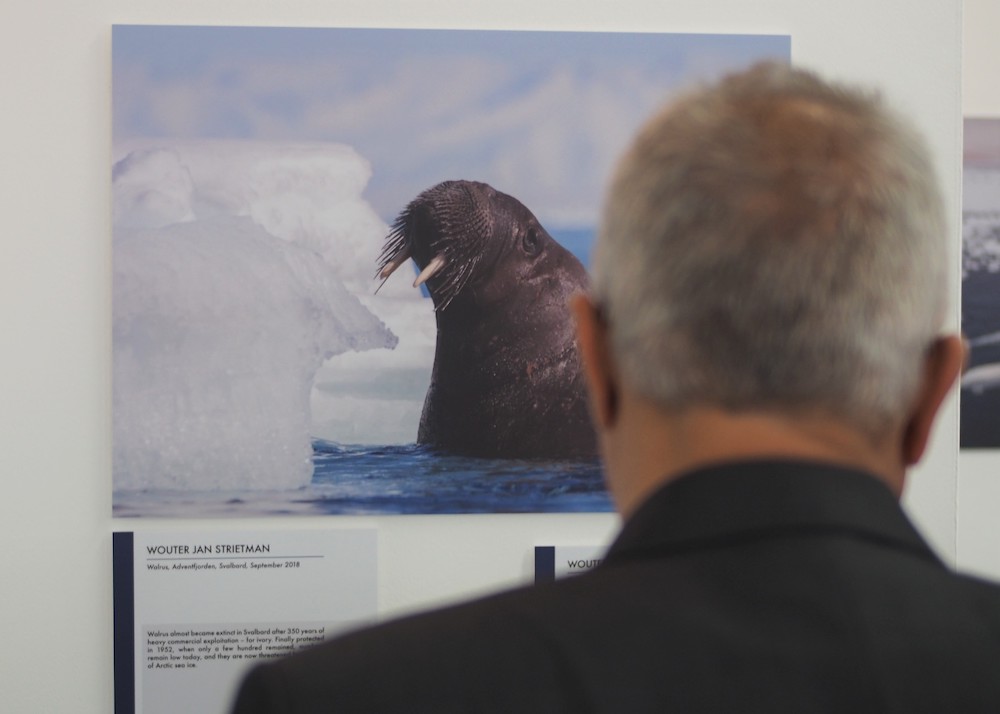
114, 529, 377, 714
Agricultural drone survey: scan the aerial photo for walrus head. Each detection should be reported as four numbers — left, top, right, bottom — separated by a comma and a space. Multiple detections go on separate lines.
377, 180, 574, 314
376, 180, 596, 459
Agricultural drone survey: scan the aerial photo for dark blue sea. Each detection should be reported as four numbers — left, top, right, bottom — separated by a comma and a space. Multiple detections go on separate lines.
309, 441, 609, 514
113, 441, 611, 517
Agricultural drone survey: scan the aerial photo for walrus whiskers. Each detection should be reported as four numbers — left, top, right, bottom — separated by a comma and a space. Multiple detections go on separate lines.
374, 221, 413, 294
378, 248, 412, 281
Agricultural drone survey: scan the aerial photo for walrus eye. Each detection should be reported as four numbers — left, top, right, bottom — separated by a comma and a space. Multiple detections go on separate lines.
522, 227, 541, 256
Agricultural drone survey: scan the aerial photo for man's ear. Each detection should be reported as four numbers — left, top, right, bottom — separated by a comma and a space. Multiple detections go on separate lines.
570, 293, 619, 429
902, 334, 967, 466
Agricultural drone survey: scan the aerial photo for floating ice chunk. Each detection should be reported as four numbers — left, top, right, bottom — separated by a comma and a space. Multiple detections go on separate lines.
113, 216, 396, 491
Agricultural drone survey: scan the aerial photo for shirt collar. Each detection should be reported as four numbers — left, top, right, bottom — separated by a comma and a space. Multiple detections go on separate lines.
605, 459, 941, 567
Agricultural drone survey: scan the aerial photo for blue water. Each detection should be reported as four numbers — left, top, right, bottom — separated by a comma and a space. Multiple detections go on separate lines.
309, 441, 609, 514
113, 440, 611, 517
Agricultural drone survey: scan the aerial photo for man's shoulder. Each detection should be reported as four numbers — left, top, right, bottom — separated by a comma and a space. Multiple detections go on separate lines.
318, 577, 566, 660
233, 575, 604, 713
308, 569, 606, 663
232, 554, 1000, 714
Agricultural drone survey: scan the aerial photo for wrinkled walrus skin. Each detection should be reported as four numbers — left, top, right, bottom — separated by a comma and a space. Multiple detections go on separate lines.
378, 180, 598, 460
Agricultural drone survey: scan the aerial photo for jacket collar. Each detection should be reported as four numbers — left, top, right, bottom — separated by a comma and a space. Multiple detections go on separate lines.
604, 459, 941, 567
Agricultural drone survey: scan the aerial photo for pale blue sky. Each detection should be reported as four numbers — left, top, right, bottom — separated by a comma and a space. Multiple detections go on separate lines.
113, 26, 789, 227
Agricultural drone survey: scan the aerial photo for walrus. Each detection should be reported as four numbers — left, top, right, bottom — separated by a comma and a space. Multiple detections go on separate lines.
377, 180, 597, 459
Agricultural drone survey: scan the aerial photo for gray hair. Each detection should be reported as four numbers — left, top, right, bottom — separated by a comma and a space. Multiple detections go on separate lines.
592, 63, 949, 437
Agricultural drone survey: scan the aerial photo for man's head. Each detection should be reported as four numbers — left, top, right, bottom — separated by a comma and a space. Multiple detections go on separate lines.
574, 63, 964, 512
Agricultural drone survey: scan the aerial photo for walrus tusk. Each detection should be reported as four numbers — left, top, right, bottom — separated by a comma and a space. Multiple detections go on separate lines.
413, 254, 447, 288
379, 248, 413, 280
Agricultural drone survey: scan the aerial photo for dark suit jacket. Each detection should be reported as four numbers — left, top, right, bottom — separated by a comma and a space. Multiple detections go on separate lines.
231, 460, 1000, 713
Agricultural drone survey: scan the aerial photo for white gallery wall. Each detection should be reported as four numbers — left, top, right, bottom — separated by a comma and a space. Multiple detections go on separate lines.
0, 0, 980, 712
957, 0, 1000, 581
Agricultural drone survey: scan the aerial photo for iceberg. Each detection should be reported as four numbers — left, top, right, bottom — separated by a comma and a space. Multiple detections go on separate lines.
112, 141, 431, 492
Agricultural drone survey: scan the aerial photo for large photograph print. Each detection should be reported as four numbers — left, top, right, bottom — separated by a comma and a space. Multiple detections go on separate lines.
962, 117, 1000, 448
112, 26, 790, 516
